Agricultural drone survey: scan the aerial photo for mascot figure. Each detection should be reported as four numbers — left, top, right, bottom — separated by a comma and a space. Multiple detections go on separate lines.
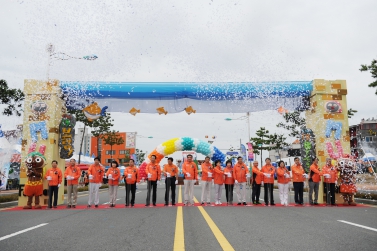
23, 145, 46, 209
337, 157, 357, 206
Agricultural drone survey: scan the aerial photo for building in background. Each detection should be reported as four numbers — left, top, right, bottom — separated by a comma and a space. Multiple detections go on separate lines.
268, 139, 301, 162
74, 127, 91, 156
349, 117, 377, 158
91, 132, 136, 167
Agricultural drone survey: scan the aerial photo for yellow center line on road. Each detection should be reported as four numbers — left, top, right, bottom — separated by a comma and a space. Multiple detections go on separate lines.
174, 185, 185, 250
193, 197, 235, 251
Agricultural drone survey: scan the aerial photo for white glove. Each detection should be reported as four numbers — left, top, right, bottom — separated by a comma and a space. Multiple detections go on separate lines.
324, 174, 330, 178
284, 173, 290, 178
127, 174, 132, 179
235, 180, 239, 184
70, 176, 74, 180
89, 174, 93, 180
264, 173, 271, 178
302, 174, 307, 178
261, 181, 264, 186
47, 176, 52, 181
66, 175, 71, 180
186, 173, 191, 178
147, 173, 152, 178
246, 173, 251, 178
208, 172, 212, 177
108, 174, 112, 179
227, 173, 232, 178
58, 184, 61, 188
175, 180, 178, 185
167, 173, 171, 178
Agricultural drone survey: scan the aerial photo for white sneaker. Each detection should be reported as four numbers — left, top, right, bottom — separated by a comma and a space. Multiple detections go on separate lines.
218, 201, 222, 205
215, 201, 219, 205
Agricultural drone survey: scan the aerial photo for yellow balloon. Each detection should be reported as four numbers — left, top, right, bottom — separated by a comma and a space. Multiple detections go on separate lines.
162, 138, 179, 155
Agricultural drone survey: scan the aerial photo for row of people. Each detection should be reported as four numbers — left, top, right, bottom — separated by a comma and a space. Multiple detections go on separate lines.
44, 155, 339, 208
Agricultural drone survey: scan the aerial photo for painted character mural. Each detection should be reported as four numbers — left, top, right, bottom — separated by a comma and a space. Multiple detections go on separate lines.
23, 145, 46, 209
337, 157, 357, 206
300, 127, 316, 173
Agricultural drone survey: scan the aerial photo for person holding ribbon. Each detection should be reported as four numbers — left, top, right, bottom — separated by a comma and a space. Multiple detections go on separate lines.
145, 155, 161, 207
224, 160, 235, 205
45, 160, 62, 209
291, 157, 307, 205
87, 157, 105, 208
261, 158, 275, 206
163, 157, 179, 206
233, 156, 250, 205
200, 156, 213, 205
213, 160, 224, 205
106, 160, 121, 207
124, 159, 139, 207
251, 160, 263, 205
276, 160, 291, 206
182, 154, 198, 206
322, 158, 338, 206
64, 158, 81, 208
309, 157, 323, 205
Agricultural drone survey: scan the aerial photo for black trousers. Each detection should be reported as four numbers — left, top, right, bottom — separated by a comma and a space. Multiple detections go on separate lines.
293, 182, 304, 204
125, 182, 136, 206
324, 182, 336, 204
264, 183, 274, 205
48, 186, 58, 207
146, 180, 157, 205
252, 183, 261, 203
224, 184, 234, 203
165, 177, 176, 204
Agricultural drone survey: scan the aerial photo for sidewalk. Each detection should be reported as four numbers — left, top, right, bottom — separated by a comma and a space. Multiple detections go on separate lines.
0, 189, 18, 196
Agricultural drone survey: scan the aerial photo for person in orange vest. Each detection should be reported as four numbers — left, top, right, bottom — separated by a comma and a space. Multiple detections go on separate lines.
213, 160, 224, 205
64, 158, 81, 208
45, 160, 62, 209
87, 157, 105, 208
233, 156, 250, 205
261, 158, 275, 206
276, 160, 291, 206
309, 157, 323, 205
163, 157, 179, 206
291, 157, 307, 205
124, 159, 139, 207
145, 155, 161, 206
106, 160, 121, 207
200, 156, 213, 205
251, 160, 263, 205
182, 154, 198, 206
322, 157, 338, 206
224, 160, 235, 205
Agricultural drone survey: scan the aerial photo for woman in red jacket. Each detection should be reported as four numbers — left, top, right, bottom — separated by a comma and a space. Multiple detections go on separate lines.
276, 161, 291, 206
213, 160, 224, 205
106, 160, 121, 207
223, 160, 234, 205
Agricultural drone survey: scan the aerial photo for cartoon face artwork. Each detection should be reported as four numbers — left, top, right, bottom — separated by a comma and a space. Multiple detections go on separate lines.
31, 100, 48, 115
325, 101, 342, 113
25, 152, 46, 170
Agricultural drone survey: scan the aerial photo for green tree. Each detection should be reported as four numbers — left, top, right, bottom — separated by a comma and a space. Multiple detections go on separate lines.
102, 130, 124, 162
276, 111, 306, 138
269, 133, 289, 160
249, 127, 271, 164
360, 59, 377, 95
0, 79, 24, 116
135, 149, 146, 164
67, 109, 114, 163
91, 113, 114, 157
347, 108, 358, 118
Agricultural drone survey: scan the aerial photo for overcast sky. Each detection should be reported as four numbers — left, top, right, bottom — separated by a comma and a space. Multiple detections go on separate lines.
1, 0, 376, 163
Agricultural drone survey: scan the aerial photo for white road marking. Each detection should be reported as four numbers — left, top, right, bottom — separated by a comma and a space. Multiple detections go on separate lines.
338, 220, 377, 232
0, 223, 48, 241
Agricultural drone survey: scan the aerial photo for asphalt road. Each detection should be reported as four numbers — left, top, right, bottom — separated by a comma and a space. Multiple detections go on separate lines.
0, 182, 376, 251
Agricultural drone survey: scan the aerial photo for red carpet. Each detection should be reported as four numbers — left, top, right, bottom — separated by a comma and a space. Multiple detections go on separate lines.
3, 203, 368, 211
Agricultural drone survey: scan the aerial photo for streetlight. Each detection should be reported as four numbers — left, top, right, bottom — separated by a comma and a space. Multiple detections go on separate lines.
225, 112, 251, 164
46, 43, 98, 80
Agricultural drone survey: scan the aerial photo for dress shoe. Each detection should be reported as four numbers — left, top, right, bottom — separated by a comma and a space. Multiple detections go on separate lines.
243, 202, 247, 205
87, 205, 91, 208
271, 203, 276, 206
67, 205, 71, 208
153, 203, 156, 206
95, 204, 98, 208
237, 202, 242, 205
72, 205, 76, 208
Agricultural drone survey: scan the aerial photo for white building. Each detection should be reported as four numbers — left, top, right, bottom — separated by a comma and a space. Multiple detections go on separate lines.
268, 139, 301, 162
74, 127, 92, 156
